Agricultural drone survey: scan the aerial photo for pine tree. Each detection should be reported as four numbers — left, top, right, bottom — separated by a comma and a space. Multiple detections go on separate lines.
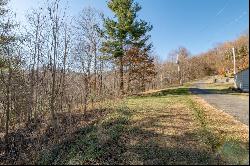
0, 0, 9, 45
102, 0, 152, 95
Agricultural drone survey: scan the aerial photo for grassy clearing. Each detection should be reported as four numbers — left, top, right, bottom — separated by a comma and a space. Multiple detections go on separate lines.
35, 87, 249, 165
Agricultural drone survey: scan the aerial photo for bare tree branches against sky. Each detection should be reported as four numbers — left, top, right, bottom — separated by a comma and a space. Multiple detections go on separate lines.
9, 0, 249, 60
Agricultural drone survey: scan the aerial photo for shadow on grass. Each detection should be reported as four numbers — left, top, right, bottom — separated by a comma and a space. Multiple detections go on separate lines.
189, 98, 249, 165
190, 87, 249, 95
197, 127, 249, 165
35, 105, 249, 165
134, 88, 190, 98
0, 109, 110, 165
205, 88, 249, 95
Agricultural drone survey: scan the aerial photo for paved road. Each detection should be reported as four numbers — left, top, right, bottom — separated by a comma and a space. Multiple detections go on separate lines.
190, 83, 249, 126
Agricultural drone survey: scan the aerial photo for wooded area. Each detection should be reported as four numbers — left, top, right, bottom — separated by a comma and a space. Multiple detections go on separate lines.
0, 0, 156, 159
0, 0, 249, 164
154, 33, 249, 89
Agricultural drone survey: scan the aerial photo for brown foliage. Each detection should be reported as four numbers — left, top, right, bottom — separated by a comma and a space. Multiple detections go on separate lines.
124, 47, 157, 94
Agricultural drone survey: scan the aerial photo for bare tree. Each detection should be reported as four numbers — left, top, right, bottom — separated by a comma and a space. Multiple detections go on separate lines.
73, 7, 103, 113
25, 8, 47, 123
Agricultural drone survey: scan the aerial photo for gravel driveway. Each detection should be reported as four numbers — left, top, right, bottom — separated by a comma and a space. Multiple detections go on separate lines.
190, 82, 249, 126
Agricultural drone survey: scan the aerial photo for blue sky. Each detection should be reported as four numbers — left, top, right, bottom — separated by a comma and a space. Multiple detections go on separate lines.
9, 0, 249, 61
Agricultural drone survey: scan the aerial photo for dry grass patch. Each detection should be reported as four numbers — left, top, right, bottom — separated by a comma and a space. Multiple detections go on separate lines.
192, 96, 248, 142
125, 95, 217, 165
190, 95, 249, 164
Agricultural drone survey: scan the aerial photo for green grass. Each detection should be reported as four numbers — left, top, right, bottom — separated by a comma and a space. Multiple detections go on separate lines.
36, 87, 249, 165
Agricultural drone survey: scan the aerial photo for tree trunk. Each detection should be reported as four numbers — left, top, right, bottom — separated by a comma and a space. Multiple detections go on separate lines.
119, 56, 124, 95
98, 59, 103, 96
50, 66, 56, 125
94, 44, 97, 93
5, 60, 12, 153
83, 74, 89, 114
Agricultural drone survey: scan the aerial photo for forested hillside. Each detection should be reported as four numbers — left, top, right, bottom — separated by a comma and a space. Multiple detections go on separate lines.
153, 33, 249, 89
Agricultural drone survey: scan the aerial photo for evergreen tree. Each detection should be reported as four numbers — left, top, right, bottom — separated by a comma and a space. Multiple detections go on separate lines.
102, 0, 152, 95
